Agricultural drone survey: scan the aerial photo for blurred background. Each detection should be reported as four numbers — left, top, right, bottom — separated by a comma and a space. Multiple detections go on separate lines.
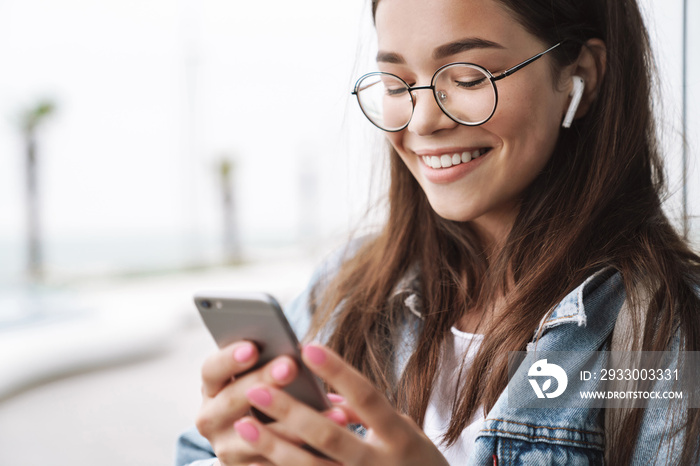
0, 0, 698, 464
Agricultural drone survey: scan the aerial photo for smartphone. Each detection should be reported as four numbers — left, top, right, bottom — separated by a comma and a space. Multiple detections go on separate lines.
194, 291, 332, 419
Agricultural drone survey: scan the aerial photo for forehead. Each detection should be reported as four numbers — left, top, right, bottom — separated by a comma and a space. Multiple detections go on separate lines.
375, 0, 535, 62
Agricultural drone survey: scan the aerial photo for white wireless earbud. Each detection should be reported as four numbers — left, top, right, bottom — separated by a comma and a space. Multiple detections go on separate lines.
562, 76, 585, 128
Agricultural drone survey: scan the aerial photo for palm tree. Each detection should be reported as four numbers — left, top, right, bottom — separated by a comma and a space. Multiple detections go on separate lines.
217, 157, 242, 264
20, 99, 56, 281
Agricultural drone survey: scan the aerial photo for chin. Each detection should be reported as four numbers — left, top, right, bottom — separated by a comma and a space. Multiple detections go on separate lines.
426, 200, 474, 223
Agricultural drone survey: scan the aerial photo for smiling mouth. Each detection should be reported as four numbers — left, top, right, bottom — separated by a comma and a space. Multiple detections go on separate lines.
421, 148, 491, 169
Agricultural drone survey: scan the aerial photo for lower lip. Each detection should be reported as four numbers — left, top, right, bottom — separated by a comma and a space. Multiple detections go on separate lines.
419, 151, 490, 184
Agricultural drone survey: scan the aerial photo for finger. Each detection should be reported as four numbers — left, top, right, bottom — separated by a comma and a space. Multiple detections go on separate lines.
234, 416, 341, 466
201, 341, 259, 397
327, 393, 345, 404
197, 356, 299, 436
302, 344, 406, 438
324, 407, 350, 427
324, 394, 362, 425
267, 421, 306, 444
327, 404, 362, 426
262, 407, 347, 432
245, 385, 365, 463
205, 425, 271, 466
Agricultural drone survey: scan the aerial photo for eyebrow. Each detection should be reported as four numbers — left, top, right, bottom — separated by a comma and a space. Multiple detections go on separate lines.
376, 37, 504, 64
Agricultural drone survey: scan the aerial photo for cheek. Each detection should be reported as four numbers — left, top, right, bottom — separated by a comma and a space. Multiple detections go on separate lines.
385, 132, 404, 151
493, 84, 564, 154
385, 133, 417, 170
501, 84, 560, 127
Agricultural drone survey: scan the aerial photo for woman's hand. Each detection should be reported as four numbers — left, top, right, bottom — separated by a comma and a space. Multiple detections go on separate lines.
233, 344, 450, 466
196, 340, 313, 466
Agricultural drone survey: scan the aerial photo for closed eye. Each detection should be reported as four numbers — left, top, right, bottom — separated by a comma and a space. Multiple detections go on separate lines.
386, 87, 409, 96
455, 77, 488, 89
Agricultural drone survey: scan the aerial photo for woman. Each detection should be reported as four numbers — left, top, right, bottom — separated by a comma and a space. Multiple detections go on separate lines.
177, 0, 700, 464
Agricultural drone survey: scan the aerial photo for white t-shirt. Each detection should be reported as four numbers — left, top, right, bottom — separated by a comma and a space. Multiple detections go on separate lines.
422, 327, 485, 465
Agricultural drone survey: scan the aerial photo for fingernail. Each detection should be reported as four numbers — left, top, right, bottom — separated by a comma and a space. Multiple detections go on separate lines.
246, 387, 272, 407
327, 393, 345, 403
303, 345, 327, 365
234, 420, 259, 442
233, 344, 254, 363
271, 361, 290, 381
325, 408, 348, 426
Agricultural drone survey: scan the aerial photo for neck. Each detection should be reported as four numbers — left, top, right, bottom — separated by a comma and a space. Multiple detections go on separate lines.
469, 202, 519, 256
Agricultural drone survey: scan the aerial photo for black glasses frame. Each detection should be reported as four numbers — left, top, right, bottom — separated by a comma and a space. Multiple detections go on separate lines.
352, 42, 562, 132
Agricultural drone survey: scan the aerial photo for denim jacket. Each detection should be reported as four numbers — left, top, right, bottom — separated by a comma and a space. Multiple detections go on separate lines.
176, 244, 691, 465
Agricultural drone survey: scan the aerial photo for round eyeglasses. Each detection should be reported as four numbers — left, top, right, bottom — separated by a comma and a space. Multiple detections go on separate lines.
352, 42, 561, 132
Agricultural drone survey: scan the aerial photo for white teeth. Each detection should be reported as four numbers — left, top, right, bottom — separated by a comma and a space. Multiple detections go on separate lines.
423, 149, 489, 169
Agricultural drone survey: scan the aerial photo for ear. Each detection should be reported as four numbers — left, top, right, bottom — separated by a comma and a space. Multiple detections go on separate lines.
562, 38, 607, 122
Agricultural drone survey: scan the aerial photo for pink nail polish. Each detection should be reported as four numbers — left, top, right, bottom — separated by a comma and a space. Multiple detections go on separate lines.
303, 345, 327, 365
327, 393, 345, 403
233, 344, 254, 362
271, 362, 290, 381
234, 420, 259, 442
325, 408, 348, 426
246, 387, 273, 407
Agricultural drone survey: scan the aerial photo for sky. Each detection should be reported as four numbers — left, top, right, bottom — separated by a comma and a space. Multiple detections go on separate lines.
0, 0, 698, 283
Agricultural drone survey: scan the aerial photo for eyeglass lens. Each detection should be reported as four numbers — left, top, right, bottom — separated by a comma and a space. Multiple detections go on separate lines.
355, 64, 497, 131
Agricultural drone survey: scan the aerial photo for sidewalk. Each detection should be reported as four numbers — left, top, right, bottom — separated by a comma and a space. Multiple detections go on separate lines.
0, 256, 318, 400
0, 256, 318, 465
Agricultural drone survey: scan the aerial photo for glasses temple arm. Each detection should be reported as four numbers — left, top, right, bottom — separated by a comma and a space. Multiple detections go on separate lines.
492, 42, 562, 81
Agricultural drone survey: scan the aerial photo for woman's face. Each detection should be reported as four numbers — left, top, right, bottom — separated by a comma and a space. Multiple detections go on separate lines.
375, 0, 571, 240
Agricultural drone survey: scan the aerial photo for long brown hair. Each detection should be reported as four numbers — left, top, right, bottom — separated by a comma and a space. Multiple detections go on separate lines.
308, 0, 700, 463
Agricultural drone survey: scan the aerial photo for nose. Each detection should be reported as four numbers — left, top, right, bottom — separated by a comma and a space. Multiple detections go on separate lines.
407, 88, 458, 136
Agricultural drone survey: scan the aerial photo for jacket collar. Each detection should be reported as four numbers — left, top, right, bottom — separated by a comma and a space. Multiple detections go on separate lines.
391, 264, 618, 333
538, 266, 616, 330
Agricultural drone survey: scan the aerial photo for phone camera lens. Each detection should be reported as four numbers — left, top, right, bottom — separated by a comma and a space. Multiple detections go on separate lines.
200, 300, 212, 309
